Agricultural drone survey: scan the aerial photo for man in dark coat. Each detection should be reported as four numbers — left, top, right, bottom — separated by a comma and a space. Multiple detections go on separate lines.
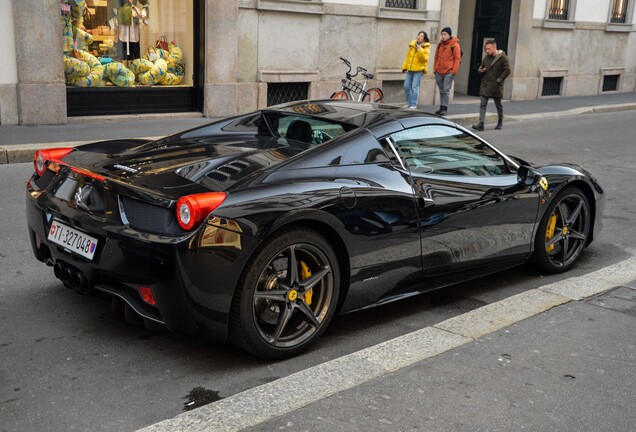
472, 39, 511, 131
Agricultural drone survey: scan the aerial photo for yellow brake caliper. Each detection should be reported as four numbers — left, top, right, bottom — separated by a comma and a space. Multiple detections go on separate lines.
300, 261, 313, 305
545, 213, 557, 252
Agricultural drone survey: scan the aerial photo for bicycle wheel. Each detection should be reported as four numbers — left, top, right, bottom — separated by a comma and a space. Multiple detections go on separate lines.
331, 91, 349, 100
362, 88, 384, 103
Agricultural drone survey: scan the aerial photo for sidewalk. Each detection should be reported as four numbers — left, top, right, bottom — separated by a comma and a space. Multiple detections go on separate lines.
1, 92, 636, 164
138, 257, 636, 431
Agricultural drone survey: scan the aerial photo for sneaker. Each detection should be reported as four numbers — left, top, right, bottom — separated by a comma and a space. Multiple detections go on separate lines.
402, 104, 410, 109
407, 105, 417, 110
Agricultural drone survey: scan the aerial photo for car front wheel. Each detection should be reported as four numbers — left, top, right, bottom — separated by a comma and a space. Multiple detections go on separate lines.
230, 227, 340, 359
533, 186, 591, 273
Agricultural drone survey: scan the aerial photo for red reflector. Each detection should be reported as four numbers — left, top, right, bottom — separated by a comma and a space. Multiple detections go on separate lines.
139, 286, 156, 305
176, 192, 227, 231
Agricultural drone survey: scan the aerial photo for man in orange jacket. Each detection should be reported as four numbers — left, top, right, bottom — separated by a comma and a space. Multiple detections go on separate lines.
433, 27, 461, 116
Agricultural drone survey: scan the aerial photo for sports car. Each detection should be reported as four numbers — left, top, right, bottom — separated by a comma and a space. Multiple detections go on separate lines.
26, 100, 604, 359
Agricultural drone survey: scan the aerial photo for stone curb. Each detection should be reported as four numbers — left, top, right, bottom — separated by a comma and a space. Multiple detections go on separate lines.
506, 102, 636, 121
136, 256, 636, 432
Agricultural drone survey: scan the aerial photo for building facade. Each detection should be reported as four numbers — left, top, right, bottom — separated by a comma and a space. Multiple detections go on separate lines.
1, 0, 634, 125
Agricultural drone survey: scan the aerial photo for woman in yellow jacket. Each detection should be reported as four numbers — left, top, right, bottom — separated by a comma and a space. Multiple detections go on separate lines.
401, 31, 430, 109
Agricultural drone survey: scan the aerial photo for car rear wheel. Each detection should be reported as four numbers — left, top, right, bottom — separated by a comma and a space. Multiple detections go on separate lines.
532, 187, 591, 273
230, 227, 340, 359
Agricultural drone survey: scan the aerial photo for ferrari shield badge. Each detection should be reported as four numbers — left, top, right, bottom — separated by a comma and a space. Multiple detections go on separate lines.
539, 177, 548, 191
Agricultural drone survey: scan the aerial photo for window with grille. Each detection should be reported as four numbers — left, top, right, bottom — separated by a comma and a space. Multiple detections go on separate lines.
385, 0, 417, 9
267, 82, 309, 107
548, 0, 570, 20
602, 74, 620, 92
542, 77, 563, 96
610, 0, 629, 23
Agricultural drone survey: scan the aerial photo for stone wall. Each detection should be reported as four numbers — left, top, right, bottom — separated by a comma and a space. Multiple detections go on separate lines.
522, 24, 636, 98
235, 0, 445, 111
14, 0, 66, 125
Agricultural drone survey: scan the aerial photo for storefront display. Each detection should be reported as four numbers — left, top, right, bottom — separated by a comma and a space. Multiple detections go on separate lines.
61, 0, 192, 87
60, 0, 204, 116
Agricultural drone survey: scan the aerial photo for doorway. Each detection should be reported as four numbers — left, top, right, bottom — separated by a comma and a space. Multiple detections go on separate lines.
467, 0, 512, 96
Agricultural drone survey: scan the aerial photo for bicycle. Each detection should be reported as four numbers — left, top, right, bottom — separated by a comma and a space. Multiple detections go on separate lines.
331, 57, 384, 103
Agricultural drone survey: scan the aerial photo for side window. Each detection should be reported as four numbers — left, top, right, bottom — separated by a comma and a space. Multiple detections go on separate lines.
389, 125, 510, 176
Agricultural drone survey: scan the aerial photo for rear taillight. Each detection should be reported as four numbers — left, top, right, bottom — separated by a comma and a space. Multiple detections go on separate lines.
33, 148, 105, 182
33, 148, 74, 176
176, 192, 227, 231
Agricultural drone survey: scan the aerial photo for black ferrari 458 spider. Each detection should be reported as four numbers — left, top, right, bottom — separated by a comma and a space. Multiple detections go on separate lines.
26, 100, 604, 358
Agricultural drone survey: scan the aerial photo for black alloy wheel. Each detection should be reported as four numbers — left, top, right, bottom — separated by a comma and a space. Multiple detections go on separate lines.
230, 227, 340, 359
533, 187, 591, 273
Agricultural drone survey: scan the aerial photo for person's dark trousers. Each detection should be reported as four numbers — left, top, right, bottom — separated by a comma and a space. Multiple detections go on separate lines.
434, 72, 454, 115
479, 96, 504, 129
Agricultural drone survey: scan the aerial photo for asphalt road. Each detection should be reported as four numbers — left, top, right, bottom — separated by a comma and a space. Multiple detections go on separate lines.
1, 110, 635, 431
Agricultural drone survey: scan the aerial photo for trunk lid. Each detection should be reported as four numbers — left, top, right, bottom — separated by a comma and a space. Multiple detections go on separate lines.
64, 135, 305, 200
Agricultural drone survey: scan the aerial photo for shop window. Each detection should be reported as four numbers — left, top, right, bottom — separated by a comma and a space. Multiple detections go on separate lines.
602, 75, 620, 92
542, 77, 563, 96
548, 0, 571, 20
267, 83, 309, 107
61, 0, 193, 89
385, 0, 417, 9
610, 0, 629, 23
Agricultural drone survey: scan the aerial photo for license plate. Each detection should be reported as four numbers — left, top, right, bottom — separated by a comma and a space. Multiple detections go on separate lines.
47, 220, 99, 261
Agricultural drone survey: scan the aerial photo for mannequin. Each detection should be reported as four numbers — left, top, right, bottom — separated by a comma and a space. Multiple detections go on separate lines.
113, 0, 148, 65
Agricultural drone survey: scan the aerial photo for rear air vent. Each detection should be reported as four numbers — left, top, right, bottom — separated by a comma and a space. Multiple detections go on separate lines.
120, 196, 186, 236
206, 160, 250, 183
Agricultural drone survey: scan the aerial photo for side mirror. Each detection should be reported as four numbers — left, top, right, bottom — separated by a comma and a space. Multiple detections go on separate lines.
516, 165, 542, 186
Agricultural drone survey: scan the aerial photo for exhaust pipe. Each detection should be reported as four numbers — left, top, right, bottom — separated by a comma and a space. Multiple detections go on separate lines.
71, 271, 89, 294
54, 261, 92, 294
61, 267, 73, 285
53, 262, 63, 279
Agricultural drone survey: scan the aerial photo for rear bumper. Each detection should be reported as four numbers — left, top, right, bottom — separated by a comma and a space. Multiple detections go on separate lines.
26, 186, 259, 342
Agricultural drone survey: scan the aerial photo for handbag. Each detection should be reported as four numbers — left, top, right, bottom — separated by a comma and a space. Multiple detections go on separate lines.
155, 36, 169, 51
147, 47, 160, 62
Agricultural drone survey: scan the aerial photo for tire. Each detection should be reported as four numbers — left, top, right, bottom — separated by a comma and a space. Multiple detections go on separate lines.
362, 88, 384, 103
532, 187, 591, 274
229, 227, 340, 359
331, 91, 349, 100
